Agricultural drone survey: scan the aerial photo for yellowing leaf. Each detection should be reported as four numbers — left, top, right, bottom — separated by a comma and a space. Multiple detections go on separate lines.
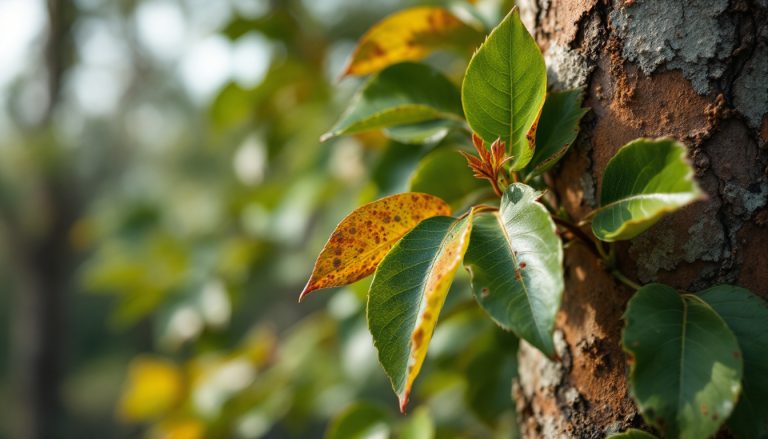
152, 419, 205, 439
368, 212, 473, 412
300, 193, 451, 300
118, 357, 183, 422
343, 7, 482, 77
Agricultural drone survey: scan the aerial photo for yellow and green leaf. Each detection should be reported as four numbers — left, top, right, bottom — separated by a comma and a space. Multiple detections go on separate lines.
367, 212, 473, 412
343, 7, 482, 77
300, 193, 451, 300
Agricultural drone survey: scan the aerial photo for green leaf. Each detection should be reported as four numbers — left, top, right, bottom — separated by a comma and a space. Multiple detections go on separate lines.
524, 89, 589, 179
592, 137, 703, 241
324, 402, 391, 439
622, 283, 743, 439
383, 120, 456, 145
408, 148, 487, 208
463, 183, 563, 357
698, 285, 768, 439
368, 214, 473, 412
461, 7, 547, 171
606, 429, 659, 439
322, 63, 463, 141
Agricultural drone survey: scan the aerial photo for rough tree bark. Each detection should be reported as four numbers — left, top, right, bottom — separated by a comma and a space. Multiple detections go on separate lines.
513, 1, 768, 437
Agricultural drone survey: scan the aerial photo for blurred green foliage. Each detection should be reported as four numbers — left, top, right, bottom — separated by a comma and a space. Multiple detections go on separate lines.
0, 0, 517, 437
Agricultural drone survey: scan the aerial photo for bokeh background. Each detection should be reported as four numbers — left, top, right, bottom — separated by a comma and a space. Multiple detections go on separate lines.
0, 0, 517, 437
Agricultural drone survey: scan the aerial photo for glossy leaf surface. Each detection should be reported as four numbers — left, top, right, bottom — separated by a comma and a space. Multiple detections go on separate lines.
463, 184, 563, 357
368, 214, 473, 412
300, 193, 451, 300
461, 7, 547, 170
623, 284, 743, 439
322, 63, 462, 141
698, 285, 768, 439
592, 138, 702, 241
408, 148, 487, 208
343, 7, 482, 77
524, 89, 588, 178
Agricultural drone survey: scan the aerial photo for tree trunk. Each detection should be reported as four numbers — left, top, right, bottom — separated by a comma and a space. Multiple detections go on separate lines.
513, 0, 768, 437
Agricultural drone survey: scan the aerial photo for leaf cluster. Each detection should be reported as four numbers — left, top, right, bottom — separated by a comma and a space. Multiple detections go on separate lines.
302, 4, 767, 439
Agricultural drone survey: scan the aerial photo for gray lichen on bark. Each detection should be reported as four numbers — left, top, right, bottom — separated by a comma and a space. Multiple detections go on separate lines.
609, 0, 736, 94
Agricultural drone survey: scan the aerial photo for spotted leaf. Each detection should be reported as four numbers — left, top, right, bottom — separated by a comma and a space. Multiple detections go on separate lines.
463, 183, 563, 357
343, 6, 482, 77
300, 193, 451, 300
368, 213, 473, 412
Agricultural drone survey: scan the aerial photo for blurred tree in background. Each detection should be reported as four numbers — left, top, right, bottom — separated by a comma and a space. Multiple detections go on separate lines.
0, 0, 517, 437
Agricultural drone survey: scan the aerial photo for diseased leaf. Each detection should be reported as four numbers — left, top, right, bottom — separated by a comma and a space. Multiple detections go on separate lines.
408, 148, 487, 208
322, 63, 464, 142
300, 193, 451, 300
343, 7, 482, 77
622, 284, 743, 439
698, 285, 768, 439
463, 184, 563, 357
461, 7, 547, 170
368, 213, 473, 412
324, 402, 391, 439
606, 429, 659, 439
524, 89, 589, 178
592, 137, 703, 241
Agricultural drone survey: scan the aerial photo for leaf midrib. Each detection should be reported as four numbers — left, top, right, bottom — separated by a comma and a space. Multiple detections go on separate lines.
493, 211, 546, 347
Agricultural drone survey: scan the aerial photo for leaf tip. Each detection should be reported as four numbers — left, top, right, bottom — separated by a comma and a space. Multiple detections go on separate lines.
319, 132, 334, 142
298, 282, 317, 302
398, 391, 411, 414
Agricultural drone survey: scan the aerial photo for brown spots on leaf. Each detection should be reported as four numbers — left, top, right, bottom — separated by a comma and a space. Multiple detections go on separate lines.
519, 262, 527, 269
412, 328, 424, 349
299, 193, 450, 300
733, 351, 741, 360
394, 215, 401, 222
481, 287, 489, 298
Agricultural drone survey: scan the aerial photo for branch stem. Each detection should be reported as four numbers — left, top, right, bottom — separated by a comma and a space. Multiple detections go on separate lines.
610, 270, 642, 290
552, 216, 600, 259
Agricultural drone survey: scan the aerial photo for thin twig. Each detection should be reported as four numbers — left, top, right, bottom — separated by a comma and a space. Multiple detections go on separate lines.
552, 216, 601, 258
611, 270, 642, 290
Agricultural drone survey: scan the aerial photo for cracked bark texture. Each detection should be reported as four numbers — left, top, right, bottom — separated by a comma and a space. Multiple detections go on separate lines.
513, 1, 768, 437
